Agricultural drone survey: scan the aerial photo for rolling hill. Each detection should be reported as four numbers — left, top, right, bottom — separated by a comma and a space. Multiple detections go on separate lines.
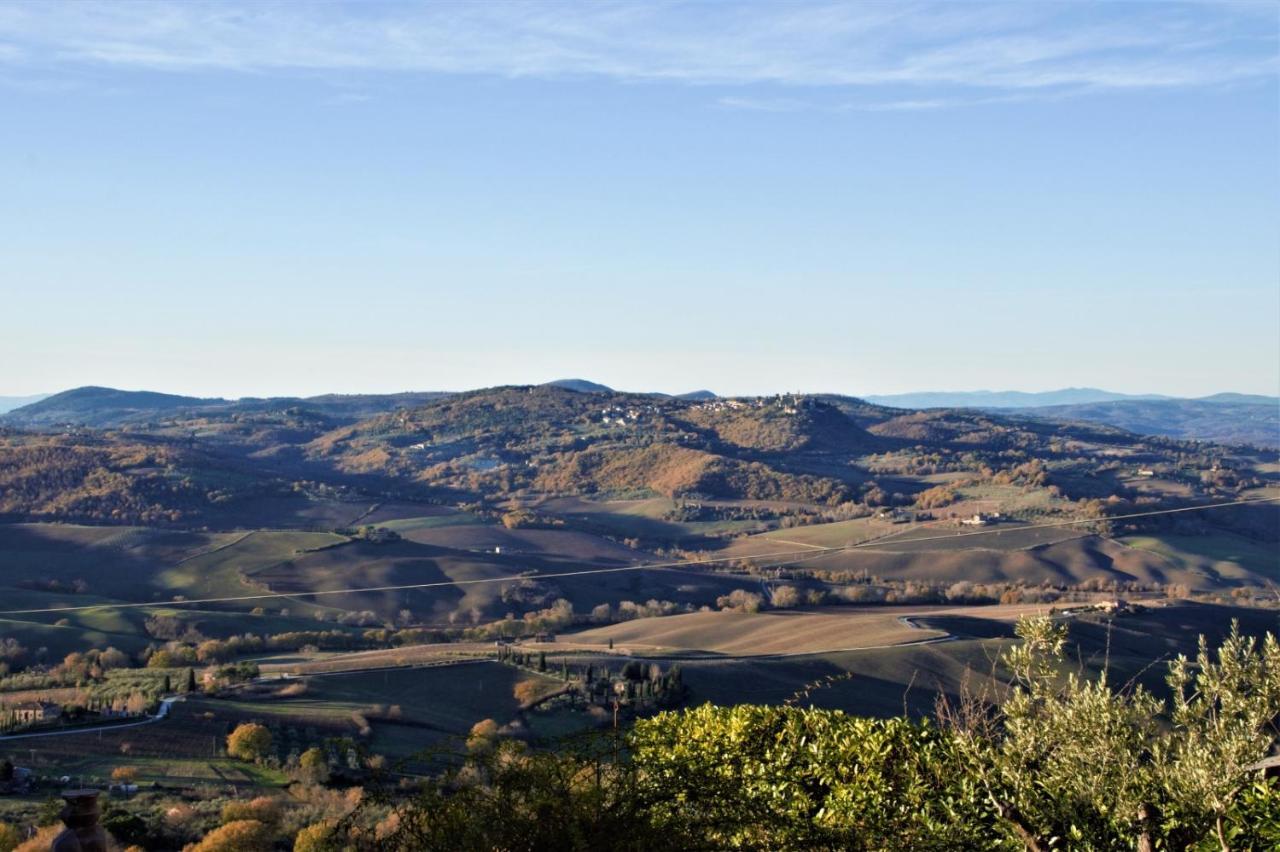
1, 383, 1277, 532
0, 385, 450, 429
4, 386, 226, 427
304, 385, 878, 504
547, 378, 615, 393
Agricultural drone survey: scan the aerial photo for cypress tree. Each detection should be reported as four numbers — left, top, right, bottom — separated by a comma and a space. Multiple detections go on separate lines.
185, 668, 197, 693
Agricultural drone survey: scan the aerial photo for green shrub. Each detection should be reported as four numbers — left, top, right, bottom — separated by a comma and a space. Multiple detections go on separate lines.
226, 722, 272, 762
326, 617, 1280, 851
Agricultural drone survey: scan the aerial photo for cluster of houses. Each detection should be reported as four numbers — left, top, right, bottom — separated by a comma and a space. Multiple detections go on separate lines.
1054, 599, 1139, 618
1096, 599, 1136, 614
693, 399, 750, 413
875, 508, 917, 524
3, 695, 151, 734
692, 394, 806, 415
870, 508, 1006, 527
591, 393, 816, 426
598, 404, 661, 426
9, 699, 61, 726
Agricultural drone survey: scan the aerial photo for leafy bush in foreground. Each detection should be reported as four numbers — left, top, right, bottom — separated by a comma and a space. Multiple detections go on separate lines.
286, 618, 1280, 851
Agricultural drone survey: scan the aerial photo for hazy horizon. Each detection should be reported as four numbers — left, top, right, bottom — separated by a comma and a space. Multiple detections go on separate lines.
3, 380, 1277, 403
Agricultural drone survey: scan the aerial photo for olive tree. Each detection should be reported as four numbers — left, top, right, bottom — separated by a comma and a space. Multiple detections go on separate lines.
947, 617, 1280, 851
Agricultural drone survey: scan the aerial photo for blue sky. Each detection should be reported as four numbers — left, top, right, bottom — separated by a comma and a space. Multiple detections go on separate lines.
1, 1, 1277, 398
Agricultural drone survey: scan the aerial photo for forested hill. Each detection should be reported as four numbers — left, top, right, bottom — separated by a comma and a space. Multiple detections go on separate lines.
302, 386, 883, 504
4, 386, 226, 427
0, 385, 450, 428
1, 383, 1276, 530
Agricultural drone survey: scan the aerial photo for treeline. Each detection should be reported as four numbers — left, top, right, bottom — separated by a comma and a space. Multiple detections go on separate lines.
495, 649, 686, 714
142, 628, 452, 668
0, 433, 302, 525
0, 433, 390, 527
0, 627, 454, 691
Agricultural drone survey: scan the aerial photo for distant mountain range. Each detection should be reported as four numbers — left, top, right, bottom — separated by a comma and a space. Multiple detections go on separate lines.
0, 394, 49, 414
4, 383, 1276, 447
1017, 399, 1280, 449
1, 381, 721, 430
0, 386, 450, 429
865, 388, 1278, 409
858, 388, 1278, 447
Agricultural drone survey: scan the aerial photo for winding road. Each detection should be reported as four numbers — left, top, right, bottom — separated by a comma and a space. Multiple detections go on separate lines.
0, 695, 184, 742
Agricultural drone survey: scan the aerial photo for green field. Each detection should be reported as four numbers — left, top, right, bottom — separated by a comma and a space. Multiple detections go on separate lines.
1116, 532, 1280, 580
756, 517, 898, 548
377, 511, 487, 533
864, 523, 1090, 552
0, 523, 345, 606
400, 522, 646, 564
0, 604, 362, 659
162, 529, 347, 599
0, 695, 293, 787
284, 662, 544, 733
0, 517, 771, 644
0, 524, 227, 599
950, 483, 1071, 515
0, 524, 372, 652
530, 496, 776, 541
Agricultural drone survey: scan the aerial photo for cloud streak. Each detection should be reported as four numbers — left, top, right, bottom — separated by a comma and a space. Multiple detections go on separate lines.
0, 0, 1274, 101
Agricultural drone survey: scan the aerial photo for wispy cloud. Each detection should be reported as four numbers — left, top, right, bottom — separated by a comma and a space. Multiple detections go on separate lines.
0, 0, 1273, 104
716, 96, 812, 113
717, 91, 1046, 113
